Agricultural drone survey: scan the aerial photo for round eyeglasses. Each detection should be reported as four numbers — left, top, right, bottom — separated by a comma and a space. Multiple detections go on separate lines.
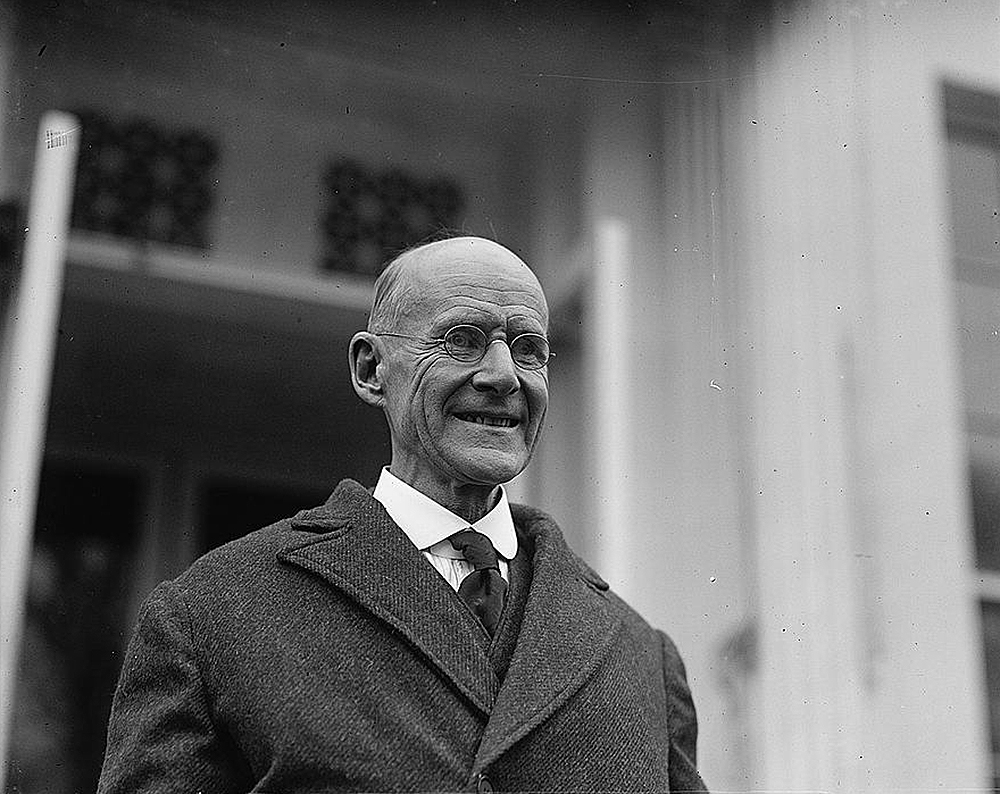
375, 324, 553, 370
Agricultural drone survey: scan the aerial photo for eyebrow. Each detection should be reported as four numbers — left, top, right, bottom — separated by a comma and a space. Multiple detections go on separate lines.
428, 315, 547, 338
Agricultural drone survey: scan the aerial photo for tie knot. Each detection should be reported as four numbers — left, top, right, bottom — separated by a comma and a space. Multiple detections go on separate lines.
449, 529, 500, 570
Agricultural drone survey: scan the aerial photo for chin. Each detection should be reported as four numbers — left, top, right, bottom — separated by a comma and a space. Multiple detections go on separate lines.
453, 454, 526, 487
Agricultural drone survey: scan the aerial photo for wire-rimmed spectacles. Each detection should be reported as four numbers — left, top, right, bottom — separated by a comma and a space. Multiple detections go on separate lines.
375, 324, 553, 371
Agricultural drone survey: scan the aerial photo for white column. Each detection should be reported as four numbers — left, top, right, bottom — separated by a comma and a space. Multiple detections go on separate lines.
589, 218, 631, 591
727, 1, 992, 789
577, 78, 665, 599
733, 12, 870, 781
0, 111, 79, 784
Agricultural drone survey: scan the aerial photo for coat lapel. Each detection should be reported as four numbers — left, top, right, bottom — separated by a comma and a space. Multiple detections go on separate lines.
471, 505, 624, 775
276, 480, 499, 715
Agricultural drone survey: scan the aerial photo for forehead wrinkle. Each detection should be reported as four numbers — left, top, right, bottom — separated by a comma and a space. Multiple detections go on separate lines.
430, 295, 548, 327
432, 274, 547, 306
432, 303, 545, 325
436, 289, 546, 307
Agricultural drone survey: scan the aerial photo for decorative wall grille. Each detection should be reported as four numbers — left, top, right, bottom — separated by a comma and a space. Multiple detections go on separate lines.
72, 111, 218, 249
320, 160, 463, 276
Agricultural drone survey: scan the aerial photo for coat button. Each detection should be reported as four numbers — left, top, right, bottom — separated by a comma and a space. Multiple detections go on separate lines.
476, 773, 494, 793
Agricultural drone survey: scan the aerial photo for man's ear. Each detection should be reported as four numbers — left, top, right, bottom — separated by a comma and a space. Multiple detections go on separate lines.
348, 332, 385, 408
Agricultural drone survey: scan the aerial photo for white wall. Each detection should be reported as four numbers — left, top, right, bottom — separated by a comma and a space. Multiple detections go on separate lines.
530, 2, 1000, 790
720, 0, 999, 789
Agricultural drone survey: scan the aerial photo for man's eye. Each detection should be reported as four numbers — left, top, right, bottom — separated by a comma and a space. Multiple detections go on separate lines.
446, 328, 481, 349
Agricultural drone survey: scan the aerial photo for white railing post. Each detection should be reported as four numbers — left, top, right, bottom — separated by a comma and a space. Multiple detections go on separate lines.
0, 110, 79, 785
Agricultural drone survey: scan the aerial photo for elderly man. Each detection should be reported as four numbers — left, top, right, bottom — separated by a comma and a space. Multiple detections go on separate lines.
99, 236, 707, 793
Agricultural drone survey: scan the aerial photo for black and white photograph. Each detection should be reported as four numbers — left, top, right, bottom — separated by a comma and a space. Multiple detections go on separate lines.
0, 1, 998, 792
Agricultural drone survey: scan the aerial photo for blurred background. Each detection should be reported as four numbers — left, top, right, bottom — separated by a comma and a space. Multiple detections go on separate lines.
0, 0, 998, 791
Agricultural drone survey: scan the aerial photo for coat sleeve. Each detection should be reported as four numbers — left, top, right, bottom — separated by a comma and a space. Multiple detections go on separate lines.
98, 581, 253, 794
661, 632, 710, 792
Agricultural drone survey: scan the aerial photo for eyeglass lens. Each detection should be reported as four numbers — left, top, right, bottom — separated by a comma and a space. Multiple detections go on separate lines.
443, 325, 549, 369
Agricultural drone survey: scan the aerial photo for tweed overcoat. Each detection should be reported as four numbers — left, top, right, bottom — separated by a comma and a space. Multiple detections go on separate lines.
98, 479, 707, 793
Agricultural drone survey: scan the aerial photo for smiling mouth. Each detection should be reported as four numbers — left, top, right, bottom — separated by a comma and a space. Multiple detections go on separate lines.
455, 413, 519, 428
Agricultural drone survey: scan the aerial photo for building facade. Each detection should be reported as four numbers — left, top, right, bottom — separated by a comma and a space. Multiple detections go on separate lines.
1, 1, 998, 791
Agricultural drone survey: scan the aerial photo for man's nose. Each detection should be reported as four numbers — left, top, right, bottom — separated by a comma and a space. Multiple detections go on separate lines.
471, 340, 520, 395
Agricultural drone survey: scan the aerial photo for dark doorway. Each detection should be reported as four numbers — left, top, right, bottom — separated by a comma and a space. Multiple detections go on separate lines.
6, 460, 144, 794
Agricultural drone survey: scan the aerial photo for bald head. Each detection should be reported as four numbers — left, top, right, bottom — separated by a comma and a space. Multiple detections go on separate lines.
368, 237, 547, 334
350, 235, 550, 511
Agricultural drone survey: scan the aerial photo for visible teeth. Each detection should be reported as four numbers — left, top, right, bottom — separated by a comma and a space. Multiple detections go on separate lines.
459, 413, 516, 427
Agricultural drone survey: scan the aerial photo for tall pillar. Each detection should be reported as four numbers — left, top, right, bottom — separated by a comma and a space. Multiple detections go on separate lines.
726, 1, 991, 789
578, 61, 750, 790
0, 111, 79, 790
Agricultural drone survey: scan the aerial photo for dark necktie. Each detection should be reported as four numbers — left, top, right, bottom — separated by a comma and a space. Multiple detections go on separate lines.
449, 529, 508, 637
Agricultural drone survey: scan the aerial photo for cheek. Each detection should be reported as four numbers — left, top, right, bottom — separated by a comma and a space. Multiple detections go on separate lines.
410, 371, 453, 429
526, 379, 549, 422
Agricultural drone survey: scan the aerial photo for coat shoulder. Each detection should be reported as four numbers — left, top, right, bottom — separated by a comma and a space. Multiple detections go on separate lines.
170, 478, 369, 597
509, 502, 663, 641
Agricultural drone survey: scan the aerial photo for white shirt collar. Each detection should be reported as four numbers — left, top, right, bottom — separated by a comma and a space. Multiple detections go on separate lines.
372, 467, 518, 561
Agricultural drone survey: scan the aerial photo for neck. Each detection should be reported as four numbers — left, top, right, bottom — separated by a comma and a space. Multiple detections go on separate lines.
439, 483, 502, 524
387, 466, 501, 523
